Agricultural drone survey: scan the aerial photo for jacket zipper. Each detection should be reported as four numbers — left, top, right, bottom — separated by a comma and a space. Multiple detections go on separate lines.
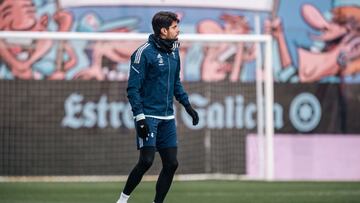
165, 54, 170, 116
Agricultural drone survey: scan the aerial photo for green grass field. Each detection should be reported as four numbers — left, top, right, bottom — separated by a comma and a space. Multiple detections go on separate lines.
1, 181, 360, 203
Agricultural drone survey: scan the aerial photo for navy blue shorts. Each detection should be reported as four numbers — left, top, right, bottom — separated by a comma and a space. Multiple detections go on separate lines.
136, 117, 177, 150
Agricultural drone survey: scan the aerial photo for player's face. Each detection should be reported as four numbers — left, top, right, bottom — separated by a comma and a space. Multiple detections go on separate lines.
0, 0, 37, 31
164, 21, 179, 40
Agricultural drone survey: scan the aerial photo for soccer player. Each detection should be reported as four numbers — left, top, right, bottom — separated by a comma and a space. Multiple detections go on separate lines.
116, 11, 199, 203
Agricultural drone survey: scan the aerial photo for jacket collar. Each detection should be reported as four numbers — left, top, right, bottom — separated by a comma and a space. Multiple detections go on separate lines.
149, 34, 179, 53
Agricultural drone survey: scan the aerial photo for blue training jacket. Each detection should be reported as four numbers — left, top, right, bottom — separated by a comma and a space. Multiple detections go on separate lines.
127, 34, 190, 118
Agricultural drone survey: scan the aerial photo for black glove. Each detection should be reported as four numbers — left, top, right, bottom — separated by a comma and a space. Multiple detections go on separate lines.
136, 119, 149, 139
185, 105, 199, 126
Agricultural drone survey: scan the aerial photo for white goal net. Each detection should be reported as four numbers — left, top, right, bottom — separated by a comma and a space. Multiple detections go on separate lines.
0, 31, 274, 181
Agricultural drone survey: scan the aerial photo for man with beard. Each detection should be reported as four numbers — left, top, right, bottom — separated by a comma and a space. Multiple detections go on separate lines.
116, 11, 199, 203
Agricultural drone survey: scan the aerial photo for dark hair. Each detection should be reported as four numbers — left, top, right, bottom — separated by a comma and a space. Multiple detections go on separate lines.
152, 11, 179, 36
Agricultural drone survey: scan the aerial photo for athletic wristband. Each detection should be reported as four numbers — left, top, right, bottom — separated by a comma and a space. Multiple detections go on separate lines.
135, 113, 146, 121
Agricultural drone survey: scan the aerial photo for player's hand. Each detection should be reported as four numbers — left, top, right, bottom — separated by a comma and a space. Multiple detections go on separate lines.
185, 105, 199, 126
136, 119, 149, 139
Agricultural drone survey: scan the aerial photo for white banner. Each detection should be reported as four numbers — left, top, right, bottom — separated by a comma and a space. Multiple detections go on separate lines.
60, 0, 274, 11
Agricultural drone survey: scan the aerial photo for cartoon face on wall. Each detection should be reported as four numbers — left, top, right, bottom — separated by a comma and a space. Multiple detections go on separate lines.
197, 14, 255, 82
0, 0, 49, 31
267, 1, 360, 83
0, 0, 46, 79
0, 0, 359, 83
332, 6, 360, 76
0, 0, 78, 80
298, 4, 360, 82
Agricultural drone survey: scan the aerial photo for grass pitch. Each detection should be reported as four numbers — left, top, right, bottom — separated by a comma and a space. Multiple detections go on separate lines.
1, 180, 360, 203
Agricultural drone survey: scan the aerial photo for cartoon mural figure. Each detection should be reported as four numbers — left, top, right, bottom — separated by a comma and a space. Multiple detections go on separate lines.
0, 0, 76, 80
32, 0, 77, 80
1, 0, 359, 82
198, 14, 256, 82
267, 3, 360, 83
73, 13, 141, 81
333, 6, 360, 82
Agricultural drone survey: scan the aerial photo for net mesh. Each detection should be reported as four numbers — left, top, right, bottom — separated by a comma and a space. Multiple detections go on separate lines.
0, 36, 265, 178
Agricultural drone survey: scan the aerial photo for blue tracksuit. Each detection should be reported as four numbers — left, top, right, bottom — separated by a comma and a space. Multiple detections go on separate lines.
127, 34, 190, 118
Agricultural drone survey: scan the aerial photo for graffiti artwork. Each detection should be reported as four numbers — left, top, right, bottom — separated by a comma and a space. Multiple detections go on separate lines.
0, 0, 359, 82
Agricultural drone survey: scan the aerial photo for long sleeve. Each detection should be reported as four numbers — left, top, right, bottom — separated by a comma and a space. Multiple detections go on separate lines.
173, 53, 190, 107
127, 50, 147, 117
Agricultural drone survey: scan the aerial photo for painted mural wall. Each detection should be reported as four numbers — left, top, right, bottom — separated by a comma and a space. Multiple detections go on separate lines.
1, 0, 359, 82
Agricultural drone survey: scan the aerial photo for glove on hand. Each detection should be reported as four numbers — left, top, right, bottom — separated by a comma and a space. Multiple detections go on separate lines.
136, 119, 149, 139
185, 105, 199, 126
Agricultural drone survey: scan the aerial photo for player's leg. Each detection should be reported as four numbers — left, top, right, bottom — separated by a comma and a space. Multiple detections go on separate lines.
154, 147, 178, 203
117, 118, 159, 203
124, 147, 156, 194
117, 147, 156, 203
153, 119, 178, 203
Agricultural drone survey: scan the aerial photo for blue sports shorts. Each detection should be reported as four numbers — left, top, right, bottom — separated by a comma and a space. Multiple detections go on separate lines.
135, 117, 177, 150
